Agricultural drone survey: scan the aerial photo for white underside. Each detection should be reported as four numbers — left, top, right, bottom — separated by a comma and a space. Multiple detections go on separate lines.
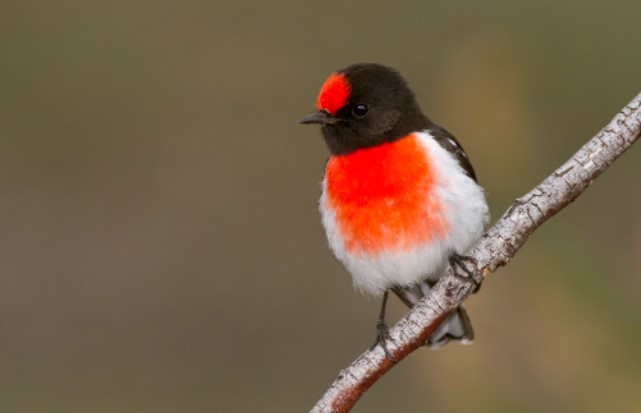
320, 131, 490, 297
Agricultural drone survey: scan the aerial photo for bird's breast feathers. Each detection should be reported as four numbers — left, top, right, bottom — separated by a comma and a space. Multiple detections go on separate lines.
320, 132, 489, 296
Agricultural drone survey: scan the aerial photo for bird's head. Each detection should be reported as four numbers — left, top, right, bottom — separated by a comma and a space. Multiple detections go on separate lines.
300, 63, 431, 156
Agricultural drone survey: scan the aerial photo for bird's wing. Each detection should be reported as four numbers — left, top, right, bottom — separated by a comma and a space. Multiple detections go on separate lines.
427, 125, 478, 182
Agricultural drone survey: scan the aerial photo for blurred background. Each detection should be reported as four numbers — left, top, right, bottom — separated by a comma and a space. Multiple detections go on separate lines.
1, 1, 640, 412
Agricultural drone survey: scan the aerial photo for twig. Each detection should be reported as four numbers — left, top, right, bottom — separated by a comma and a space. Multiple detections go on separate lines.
309, 91, 641, 413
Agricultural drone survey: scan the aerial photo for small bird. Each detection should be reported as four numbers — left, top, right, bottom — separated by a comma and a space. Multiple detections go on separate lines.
300, 63, 489, 358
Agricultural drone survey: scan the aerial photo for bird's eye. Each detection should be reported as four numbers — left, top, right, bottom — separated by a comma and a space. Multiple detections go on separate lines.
352, 103, 368, 118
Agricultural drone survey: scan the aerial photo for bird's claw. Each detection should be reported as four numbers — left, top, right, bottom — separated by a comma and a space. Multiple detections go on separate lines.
449, 253, 482, 292
370, 319, 396, 363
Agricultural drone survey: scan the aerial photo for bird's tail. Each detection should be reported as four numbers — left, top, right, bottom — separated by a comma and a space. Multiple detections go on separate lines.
392, 281, 474, 349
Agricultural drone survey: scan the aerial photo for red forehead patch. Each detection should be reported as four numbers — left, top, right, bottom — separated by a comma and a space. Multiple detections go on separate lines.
316, 72, 351, 115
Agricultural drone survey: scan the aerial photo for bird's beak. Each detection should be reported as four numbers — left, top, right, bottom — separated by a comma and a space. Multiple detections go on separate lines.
299, 111, 340, 125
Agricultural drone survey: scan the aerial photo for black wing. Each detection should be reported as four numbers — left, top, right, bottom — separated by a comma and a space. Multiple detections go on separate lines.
427, 125, 478, 183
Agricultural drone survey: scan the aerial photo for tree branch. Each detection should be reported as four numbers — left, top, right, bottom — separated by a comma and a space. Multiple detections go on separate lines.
309, 91, 641, 413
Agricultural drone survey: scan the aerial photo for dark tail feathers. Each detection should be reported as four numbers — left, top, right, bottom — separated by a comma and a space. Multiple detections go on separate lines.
392, 281, 474, 349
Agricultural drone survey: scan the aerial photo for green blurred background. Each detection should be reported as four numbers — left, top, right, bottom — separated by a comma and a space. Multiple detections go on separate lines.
2, 1, 641, 412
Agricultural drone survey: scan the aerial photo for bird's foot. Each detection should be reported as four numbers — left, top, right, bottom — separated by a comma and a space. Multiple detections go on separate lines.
370, 319, 396, 363
449, 253, 482, 293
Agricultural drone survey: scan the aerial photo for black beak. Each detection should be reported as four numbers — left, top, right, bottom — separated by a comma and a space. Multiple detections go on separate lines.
299, 111, 340, 125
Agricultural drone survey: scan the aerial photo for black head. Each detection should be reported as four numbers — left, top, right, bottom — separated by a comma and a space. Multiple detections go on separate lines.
300, 63, 432, 156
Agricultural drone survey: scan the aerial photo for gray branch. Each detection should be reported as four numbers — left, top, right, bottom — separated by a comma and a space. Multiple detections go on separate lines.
310, 91, 641, 413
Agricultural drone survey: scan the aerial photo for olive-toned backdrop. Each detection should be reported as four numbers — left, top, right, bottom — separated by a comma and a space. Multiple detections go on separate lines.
2, 1, 641, 412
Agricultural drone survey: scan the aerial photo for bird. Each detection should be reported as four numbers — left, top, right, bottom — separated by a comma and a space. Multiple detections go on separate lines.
300, 63, 490, 359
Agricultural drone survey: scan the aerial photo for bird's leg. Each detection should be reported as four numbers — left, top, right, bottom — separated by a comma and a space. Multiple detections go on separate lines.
449, 252, 482, 293
370, 290, 396, 362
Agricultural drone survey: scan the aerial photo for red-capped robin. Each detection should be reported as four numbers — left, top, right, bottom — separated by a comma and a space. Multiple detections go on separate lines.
300, 63, 489, 359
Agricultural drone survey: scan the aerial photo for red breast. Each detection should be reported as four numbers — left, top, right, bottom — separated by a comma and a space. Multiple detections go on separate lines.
323, 133, 447, 255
